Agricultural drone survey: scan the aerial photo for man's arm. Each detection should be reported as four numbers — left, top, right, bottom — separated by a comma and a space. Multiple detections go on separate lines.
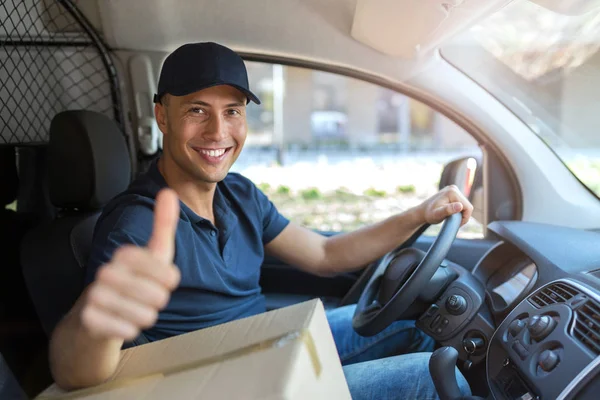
49, 190, 181, 390
265, 185, 473, 276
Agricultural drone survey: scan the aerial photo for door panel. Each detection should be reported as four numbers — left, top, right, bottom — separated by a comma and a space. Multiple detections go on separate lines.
260, 231, 356, 310
260, 257, 355, 310
260, 234, 499, 310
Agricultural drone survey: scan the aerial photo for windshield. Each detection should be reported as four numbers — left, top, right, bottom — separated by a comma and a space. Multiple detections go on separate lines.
442, 1, 600, 199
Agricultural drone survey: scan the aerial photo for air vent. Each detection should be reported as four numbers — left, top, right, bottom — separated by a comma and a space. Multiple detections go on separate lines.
529, 282, 580, 308
573, 300, 600, 356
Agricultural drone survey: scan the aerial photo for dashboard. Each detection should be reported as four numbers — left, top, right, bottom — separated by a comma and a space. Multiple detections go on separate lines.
475, 221, 600, 399
487, 278, 600, 400
417, 220, 600, 400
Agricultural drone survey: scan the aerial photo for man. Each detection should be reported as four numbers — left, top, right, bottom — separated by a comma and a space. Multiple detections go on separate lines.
50, 42, 472, 398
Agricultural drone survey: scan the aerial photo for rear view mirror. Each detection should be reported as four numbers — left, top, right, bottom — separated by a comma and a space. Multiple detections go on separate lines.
439, 156, 484, 223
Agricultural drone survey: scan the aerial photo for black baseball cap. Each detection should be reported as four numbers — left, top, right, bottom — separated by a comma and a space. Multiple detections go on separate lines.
153, 42, 261, 105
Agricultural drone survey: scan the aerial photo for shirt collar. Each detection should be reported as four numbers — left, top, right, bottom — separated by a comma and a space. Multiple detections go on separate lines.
147, 158, 231, 226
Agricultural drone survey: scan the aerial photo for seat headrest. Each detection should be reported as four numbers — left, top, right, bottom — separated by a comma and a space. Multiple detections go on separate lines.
0, 147, 18, 207
48, 111, 131, 210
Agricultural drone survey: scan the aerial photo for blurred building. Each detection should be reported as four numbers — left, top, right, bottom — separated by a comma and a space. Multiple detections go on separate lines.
245, 62, 476, 151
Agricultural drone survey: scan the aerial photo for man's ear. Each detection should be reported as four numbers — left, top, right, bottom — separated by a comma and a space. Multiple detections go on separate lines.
155, 102, 168, 135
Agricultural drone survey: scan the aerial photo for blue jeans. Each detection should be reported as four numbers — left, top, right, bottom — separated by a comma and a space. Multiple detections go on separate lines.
326, 304, 471, 400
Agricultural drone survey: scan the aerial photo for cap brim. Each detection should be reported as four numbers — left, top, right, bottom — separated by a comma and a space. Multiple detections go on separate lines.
231, 85, 261, 105
155, 81, 261, 105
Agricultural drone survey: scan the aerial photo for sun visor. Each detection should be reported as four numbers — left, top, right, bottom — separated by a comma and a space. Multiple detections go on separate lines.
351, 0, 513, 59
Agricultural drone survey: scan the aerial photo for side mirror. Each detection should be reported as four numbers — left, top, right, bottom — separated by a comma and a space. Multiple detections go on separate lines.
439, 156, 484, 224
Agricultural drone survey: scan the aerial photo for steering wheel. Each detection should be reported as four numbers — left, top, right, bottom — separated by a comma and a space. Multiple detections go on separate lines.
352, 212, 462, 336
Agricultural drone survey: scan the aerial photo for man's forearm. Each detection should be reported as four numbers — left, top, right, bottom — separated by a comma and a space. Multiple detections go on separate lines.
321, 205, 425, 274
266, 183, 471, 277
49, 295, 124, 390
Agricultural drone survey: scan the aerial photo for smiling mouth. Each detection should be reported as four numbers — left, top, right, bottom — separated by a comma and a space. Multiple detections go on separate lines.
192, 146, 233, 163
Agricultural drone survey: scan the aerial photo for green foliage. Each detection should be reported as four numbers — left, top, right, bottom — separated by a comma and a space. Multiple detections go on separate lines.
396, 184, 416, 194
276, 185, 291, 195
301, 187, 322, 200
333, 187, 358, 201
364, 188, 387, 197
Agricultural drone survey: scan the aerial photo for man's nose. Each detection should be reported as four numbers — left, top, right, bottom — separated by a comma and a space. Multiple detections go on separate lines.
204, 115, 226, 141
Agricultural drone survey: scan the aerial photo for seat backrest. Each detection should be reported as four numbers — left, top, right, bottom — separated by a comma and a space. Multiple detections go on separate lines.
0, 146, 38, 320
0, 146, 21, 284
16, 145, 58, 222
21, 110, 131, 335
0, 146, 18, 209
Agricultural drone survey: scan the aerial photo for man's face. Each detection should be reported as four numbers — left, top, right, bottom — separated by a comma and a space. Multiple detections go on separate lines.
156, 85, 247, 184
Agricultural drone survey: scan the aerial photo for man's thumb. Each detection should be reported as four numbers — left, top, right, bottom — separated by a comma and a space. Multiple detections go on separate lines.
148, 189, 180, 263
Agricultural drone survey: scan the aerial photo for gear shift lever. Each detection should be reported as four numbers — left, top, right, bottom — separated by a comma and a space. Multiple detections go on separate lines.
429, 346, 484, 400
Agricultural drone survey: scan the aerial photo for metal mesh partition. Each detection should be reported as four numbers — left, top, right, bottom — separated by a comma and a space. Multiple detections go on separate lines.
0, 0, 122, 144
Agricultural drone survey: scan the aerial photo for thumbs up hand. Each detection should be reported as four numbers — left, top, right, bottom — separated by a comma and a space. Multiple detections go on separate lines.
80, 189, 181, 341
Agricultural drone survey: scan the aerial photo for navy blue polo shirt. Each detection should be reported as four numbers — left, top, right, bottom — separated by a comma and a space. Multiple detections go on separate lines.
85, 160, 290, 341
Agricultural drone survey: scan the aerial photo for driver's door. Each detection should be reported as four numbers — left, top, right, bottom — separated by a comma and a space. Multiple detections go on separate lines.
233, 61, 494, 310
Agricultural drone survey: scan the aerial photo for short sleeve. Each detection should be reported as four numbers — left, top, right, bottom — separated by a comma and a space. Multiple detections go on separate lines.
84, 203, 154, 285
255, 187, 290, 245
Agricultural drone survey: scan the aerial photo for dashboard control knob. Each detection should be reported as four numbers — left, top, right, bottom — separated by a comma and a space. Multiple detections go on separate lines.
462, 337, 485, 354
508, 319, 526, 337
527, 315, 556, 341
446, 294, 467, 315
538, 349, 559, 372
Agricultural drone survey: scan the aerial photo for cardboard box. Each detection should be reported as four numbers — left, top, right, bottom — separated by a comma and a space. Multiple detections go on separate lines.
37, 299, 351, 399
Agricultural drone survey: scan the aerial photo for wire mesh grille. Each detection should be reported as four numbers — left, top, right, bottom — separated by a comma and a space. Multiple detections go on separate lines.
0, 0, 116, 144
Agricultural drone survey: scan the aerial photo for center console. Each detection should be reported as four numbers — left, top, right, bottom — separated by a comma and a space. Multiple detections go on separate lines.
417, 262, 495, 370
487, 279, 600, 399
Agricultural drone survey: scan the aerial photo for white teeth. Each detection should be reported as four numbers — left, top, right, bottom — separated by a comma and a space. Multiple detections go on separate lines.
200, 149, 226, 157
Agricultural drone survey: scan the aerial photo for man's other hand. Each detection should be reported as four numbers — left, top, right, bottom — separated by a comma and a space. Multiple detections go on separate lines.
419, 185, 474, 227
80, 189, 181, 341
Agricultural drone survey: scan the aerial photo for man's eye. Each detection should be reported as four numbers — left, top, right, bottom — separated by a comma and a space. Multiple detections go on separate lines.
190, 107, 205, 114
227, 109, 241, 116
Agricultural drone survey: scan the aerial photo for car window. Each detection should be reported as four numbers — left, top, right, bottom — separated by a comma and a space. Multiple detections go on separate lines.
232, 62, 484, 239
442, 1, 600, 199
